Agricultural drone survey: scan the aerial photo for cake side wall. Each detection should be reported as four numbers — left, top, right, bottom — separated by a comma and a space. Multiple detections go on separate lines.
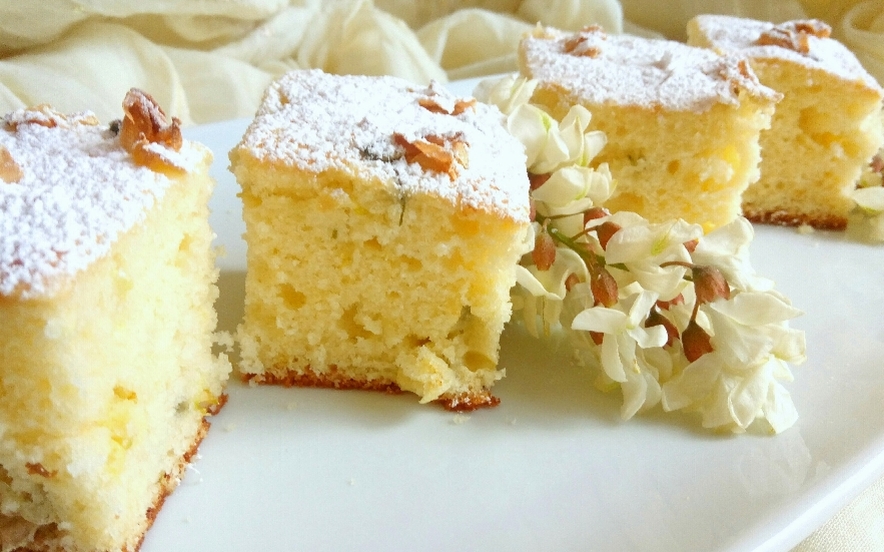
233, 149, 528, 406
0, 166, 229, 552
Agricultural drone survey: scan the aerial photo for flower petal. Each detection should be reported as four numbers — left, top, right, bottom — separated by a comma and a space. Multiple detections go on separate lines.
661, 352, 722, 411
710, 291, 803, 326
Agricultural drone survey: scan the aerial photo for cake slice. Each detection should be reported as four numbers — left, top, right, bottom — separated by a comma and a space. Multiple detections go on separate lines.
518, 25, 781, 231
230, 69, 531, 410
688, 15, 884, 229
0, 92, 231, 551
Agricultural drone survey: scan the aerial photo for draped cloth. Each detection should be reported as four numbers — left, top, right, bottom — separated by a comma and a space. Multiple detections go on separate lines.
1, 1, 883, 549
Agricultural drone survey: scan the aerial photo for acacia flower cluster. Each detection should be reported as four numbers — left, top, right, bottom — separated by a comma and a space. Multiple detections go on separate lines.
476, 74, 807, 433
849, 151, 884, 243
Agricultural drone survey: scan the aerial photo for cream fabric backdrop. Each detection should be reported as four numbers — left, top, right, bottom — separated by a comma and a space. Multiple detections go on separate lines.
1, 0, 883, 549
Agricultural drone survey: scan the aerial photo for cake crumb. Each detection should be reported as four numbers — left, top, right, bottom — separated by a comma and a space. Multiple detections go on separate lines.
213, 331, 235, 351
797, 224, 815, 235
183, 464, 203, 485
223, 423, 237, 432
284, 401, 298, 411
347, 478, 357, 486
451, 413, 471, 425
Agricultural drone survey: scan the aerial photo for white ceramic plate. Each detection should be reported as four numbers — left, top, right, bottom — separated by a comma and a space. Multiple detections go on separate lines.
142, 79, 884, 552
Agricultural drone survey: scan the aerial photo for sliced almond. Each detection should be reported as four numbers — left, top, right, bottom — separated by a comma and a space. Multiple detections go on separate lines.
0, 145, 22, 183
393, 132, 469, 180
564, 25, 606, 57
119, 88, 184, 174
757, 20, 831, 54
419, 96, 476, 116
4, 105, 98, 131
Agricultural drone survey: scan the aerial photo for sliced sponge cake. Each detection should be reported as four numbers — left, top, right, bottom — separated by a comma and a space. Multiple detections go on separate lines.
230, 70, 531, 410
688, 15, 884, 229
519, 25, 781, 232
0, 92, 231, 551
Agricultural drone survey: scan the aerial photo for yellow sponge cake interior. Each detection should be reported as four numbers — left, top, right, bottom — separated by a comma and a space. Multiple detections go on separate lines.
230, 70, 531, 410
688, 15, 884, 229
519, 25, 781, 231
0, 94, 231, 551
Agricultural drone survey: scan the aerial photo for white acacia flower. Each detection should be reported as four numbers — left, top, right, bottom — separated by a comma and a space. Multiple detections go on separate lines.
532, 165, 614, 212
661, 289, 805, 432
514, 247, 588, 337
847, 186, 884, 243
478, 74, 607, 176
532, 164, 616, 239
662, 352, 798, 433
691, 217, 772, 292
474, 73, 537, 115
571, 290, 668, 383
705, 291, 805, 368
853, 185, 884, 213
618, 347, 668, 419
482, 74, 806, 434
601, 217, 701, 300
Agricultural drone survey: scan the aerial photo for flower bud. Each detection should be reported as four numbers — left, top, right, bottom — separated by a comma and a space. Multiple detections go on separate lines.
529, 172, 551, 191
565, 273, 581, 291
682, 319, 713, 362
583, 206, 610, 226
590, 265, 618, 307
533, 228, 557, 270
692, 265, 731, 304
656, 294, 684, 310
595, 221, 621, 250
645, 309, 678, 348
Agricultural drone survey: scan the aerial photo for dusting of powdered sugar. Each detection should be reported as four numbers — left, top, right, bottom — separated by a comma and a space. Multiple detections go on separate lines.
689, 15, 883, 93
0, 112, 207, 299
520, 26, 781, 113
234, 70, 530, 221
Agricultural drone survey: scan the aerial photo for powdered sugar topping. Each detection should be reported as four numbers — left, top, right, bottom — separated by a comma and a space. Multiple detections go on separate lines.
691, 15, 883, 93
0, 111, 208, 299
521, 26, 780, 113
235, 70, 530, 221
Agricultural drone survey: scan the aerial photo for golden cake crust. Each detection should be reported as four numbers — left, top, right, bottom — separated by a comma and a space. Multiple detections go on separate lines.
243, 370, 499, 412
9, 401, 226, 552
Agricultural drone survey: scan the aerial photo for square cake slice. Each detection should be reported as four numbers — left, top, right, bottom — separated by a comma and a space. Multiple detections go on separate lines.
0, 92, 231, 551
688, 15, 884, 229
519, 25, 781, 231
230, 69, 531, 410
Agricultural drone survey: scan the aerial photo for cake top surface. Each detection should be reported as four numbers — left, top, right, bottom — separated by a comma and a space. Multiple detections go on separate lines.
691, 15, 883, 94
520, 25, 781, 113
0, 96, 208, 300
235, 69, 530, 222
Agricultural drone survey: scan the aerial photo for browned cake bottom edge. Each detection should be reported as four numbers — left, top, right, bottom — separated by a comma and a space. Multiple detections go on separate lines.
15, 394, 228, 552
744, 208, 847, 230
243, 367, 500, 412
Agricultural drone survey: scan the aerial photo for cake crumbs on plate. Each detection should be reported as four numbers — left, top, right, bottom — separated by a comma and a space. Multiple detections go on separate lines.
451, 413, 471, 425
